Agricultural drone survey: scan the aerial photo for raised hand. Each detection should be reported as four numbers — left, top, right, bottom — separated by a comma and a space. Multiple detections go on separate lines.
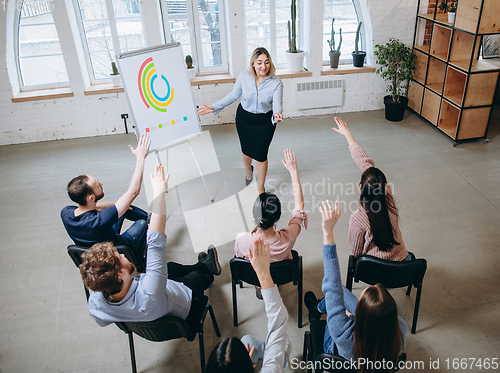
320, 200, 341, 245
197, 104, 215, 116
281, 149, 298, 174
332, 117, 356, 145
248, 238, 274, 290
130, 134, 151, 159
150, 163, 170, 195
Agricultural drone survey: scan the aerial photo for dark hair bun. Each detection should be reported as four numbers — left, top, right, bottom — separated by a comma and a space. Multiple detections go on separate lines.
253, 192, 281, 230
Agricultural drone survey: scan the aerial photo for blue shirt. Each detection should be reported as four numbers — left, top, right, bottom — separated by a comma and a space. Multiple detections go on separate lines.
212, 70, 283, 121
61, 205, 118, 247
88, 231, 192, 327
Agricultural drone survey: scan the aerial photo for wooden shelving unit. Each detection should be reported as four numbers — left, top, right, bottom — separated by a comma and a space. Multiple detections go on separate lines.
409, 0, 500, 145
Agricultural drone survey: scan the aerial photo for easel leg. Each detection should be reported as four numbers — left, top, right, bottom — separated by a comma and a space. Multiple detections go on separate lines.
188, 140, 214, 203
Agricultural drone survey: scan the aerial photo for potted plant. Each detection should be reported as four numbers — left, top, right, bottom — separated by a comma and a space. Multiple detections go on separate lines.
110, 61, 121, 87
185, 55, 196, 80
285, 0, 305, 72
374, 38, 416, 121
327, 18, 342, 68
439, 1, 457, 24
352, 22, 366, 67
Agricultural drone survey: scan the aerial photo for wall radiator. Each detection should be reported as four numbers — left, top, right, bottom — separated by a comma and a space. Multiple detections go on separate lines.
294, 79, 343, 110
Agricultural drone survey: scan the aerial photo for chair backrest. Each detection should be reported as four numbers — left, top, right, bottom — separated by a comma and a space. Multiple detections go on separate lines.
230, 250, 300, 286
354, 254, 427, 289
116, 295, 209, 342
67, 243, 138, 268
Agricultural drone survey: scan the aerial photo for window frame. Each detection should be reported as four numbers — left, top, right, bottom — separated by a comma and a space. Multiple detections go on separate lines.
73, 0, 147, 84
15, 0, 70, 91
243, 0, 304, 67
322, 0, 365, 65
160, 0, 229, 76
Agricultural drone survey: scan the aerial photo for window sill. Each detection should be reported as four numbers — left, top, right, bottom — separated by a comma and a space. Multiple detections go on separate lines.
276, 69, 313, 79
321, 65, 376, 75
84, 83, 125, 95
11, 87, 74, 103
190, 73, 235, 86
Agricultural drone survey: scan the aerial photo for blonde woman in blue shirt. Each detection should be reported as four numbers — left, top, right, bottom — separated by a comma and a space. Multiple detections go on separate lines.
198, 47, 283, 194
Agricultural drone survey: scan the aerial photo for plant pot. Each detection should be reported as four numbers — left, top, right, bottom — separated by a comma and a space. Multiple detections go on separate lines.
187, 67, 196, 80
329, 51, 340, 68
447, 12, 455, 24
285, 50, 305, 72
352, 51, 366, 67
110, 74, 121, 87
384, 95, 409, 122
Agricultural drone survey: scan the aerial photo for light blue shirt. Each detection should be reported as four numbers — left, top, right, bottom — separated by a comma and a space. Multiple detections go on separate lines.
88, 231, 192, 327
212, 70, 283, 121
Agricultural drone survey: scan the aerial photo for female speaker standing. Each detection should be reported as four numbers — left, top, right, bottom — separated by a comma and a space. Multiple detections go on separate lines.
197, 47, 283, 194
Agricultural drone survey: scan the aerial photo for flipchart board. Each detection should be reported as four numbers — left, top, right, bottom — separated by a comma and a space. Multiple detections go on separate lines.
117, 43, 201, 152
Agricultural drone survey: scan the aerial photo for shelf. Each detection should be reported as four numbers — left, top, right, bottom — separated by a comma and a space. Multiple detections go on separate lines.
430, 24, 452, 60
408, 81, 424, 113
414, 18, 433, 53
457, 107, 491, 139
450, 59, 500, 72
427, 57, 447, 93
449, 29, 477, 65
421, 88, 441, 125
464, 71, 499, 107
433, 13, 453, 27
438, 99, 460, 138
455, 0, 500, 34
443, 66, 466, 106
414, 50, 429, 84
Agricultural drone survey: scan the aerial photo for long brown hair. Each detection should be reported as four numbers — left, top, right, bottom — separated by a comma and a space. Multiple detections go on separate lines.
354, 284, 403, 373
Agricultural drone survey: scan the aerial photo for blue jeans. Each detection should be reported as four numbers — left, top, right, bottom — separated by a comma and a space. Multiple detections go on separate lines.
317, 285, 359, 355
112, 205, 148, 258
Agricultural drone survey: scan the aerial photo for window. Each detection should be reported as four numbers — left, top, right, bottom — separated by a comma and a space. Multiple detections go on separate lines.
323, 0, 363, 63
160, 0, 228, 75
244, 0, 301, 66
74, 0, 146, 82
16, 0, 69, 88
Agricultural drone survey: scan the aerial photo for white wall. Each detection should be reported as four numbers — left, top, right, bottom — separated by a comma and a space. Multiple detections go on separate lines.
0, 0, 418, 145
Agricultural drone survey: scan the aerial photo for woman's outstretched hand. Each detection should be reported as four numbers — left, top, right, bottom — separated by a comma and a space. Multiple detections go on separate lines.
320, 200, 341, 245
197, 104, 214, 116
332, 117, 356, 145
248, 238, 274, 290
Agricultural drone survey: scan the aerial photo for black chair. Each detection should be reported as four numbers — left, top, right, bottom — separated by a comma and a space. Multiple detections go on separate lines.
68, 242, 146, 271
115, 295, 221, 373
345, 252, 427, 334
303, 319, 406, 373
230, 249, 303, 328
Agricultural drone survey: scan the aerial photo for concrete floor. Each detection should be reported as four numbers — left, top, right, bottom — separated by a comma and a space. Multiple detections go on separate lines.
0, 108, 499, 373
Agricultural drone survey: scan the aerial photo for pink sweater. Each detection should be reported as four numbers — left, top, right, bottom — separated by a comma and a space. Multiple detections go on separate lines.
348, 143, 408, 261
234, 209, 308, 262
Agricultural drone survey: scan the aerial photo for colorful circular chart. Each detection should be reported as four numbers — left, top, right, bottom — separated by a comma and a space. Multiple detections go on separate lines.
138, 57, 174, 112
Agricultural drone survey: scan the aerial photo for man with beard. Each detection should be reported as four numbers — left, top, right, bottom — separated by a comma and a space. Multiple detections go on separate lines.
61, 134, 151, 259
79, 164, 221, 326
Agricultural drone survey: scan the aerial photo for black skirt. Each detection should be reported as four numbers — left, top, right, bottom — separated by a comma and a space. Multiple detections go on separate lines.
235, 104, 276, 162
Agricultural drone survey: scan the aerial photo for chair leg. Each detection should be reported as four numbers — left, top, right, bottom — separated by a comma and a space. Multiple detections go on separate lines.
346, 256, 355, 291
298, 257, 303, 328
411, 286, 423, 334
239, 281, 243, 288
232, 280, 238, 327
127, 332, 137, 373
406, 284, 412, 296
198, 331, 205, 372
207, 304, 221, 337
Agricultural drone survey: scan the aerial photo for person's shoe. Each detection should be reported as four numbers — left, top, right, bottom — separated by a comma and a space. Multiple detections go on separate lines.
198, 252, 207, 262
245, 165, 254, 186
304, 291, 322, 323
200, 244, 221, 276
255, 286, 263, 300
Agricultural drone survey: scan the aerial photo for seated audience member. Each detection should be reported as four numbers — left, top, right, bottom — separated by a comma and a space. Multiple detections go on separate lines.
61, 134, 151, 258
332, 117, 409, 261
79, 165, 221, 326
305, 200, 407, 370
205, 238, 291, 373
234, 149, 306, 298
